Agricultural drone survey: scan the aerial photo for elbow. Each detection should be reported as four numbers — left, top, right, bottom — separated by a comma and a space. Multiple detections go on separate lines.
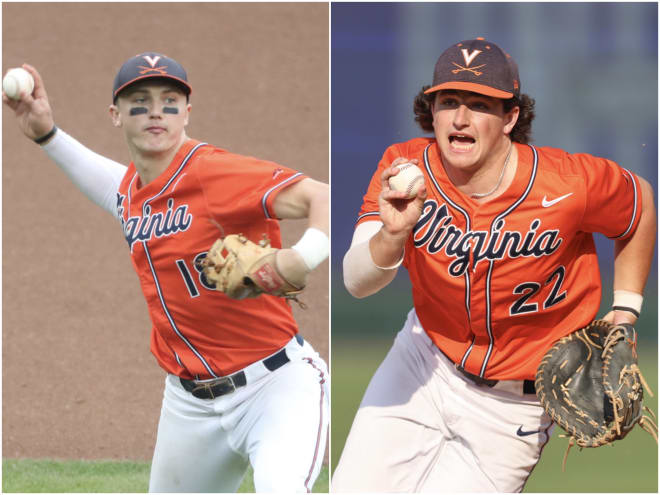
343, 263, 370, 299
342, 248, 371, 299
342, 244, 389, 299
344, 279, 371, 299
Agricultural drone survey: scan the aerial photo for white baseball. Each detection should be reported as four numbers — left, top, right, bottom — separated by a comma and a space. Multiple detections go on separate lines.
388, 162, 425, 199
3, 68, 34, 100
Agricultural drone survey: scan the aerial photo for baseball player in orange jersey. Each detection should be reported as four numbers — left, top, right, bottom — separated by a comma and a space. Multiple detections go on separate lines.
4, 53, 329, 492
332, 38, 656, 492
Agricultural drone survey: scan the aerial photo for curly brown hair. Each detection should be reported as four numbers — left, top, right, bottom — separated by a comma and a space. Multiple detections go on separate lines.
413, 86, 536, 144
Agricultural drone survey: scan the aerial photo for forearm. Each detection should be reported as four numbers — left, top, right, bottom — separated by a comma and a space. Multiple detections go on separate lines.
343, 221, 402, 298
42, 129, 127, 217
369, 227, 409, 268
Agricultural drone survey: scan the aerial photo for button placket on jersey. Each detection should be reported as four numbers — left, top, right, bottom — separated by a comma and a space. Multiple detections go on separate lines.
462, 208, 495, 372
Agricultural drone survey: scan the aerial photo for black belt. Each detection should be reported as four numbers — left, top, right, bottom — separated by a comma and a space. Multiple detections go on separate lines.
180, 334, 303, 399
456, 365, 536, 394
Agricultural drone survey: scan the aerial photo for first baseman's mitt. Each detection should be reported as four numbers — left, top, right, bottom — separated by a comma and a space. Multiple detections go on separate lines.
535, 320, 657, 469
200, 234, 306, 306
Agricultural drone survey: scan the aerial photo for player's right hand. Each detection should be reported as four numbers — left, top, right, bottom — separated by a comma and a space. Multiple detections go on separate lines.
377, 157, 427, 241
2, 64, 55, 142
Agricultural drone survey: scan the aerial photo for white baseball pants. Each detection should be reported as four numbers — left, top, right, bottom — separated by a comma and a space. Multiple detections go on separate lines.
332, 309, 554, 493
148, 337, 328, 493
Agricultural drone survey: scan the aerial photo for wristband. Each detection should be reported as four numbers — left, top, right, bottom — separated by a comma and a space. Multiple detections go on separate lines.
291, 227, 329, 271
612, 306, 640, 318
612, 289, 643, 317
34, 125, 58, 145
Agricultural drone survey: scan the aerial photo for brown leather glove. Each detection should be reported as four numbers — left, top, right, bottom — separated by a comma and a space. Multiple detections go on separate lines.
535, 320, 657, 469
201, 234, 305, 304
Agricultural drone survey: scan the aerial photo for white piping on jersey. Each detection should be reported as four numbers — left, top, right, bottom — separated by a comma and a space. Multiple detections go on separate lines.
612, 168, 638, 239
129, 142, 221, 379
422, 144, 473, 322
478, 144, 539, 377
143, 242, 219, 378
261, 172, 305, 219
356, 211, 381, 223
126, 173, 139, 219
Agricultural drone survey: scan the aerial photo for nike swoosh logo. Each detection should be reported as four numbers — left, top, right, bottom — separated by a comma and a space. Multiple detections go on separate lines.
542, 193, 573, 207
516, 426, 541, 437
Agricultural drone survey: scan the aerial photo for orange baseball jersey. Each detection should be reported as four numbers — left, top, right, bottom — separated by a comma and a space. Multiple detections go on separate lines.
117, 139, 306, 380
357, 138, 642, 380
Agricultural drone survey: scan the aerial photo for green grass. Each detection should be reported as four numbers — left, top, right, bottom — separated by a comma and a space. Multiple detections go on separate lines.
331, 338, 658, 492
2, 459, 329, 493
2, 460, 151, 493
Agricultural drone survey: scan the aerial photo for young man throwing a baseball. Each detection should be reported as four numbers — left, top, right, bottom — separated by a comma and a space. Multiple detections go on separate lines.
333, 37, 656, 492
4, 53, 329, 493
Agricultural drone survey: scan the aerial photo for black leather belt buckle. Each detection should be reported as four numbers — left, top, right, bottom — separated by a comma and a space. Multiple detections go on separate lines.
192, 377, 234, 399
180, 371, 246, 400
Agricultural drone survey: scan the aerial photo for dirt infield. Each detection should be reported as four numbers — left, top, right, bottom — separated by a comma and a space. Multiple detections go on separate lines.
2, 3, 328, 462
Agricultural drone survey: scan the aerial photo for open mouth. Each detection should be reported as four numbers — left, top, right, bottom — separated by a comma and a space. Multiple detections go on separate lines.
449, 134, 475, 151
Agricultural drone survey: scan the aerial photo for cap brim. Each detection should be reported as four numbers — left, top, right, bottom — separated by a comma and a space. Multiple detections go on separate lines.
113, 74, 192, 101
424, 82, 513, 99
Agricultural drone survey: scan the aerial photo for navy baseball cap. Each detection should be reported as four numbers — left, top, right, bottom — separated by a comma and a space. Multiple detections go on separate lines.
424, 38, 520, 99
112, 52, 192, 103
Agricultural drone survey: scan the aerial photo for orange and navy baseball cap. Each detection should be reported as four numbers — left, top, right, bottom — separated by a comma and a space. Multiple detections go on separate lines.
424, 38, 520, 99
112, 52, 192, 103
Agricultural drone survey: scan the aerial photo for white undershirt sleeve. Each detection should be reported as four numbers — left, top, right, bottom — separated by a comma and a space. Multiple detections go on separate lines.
40, 129, 128, 218
343, 220, 405, 298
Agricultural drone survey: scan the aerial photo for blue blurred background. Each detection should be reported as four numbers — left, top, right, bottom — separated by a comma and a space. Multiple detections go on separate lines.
331, 3, 658, 491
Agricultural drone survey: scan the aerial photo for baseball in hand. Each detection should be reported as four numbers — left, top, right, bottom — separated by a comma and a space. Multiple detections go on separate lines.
388, 162, 425, 199
3, 68, 34, 100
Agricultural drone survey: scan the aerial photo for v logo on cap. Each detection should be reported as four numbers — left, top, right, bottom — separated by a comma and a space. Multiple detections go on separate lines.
143, 55, 162, 68
461, 49, 482, 66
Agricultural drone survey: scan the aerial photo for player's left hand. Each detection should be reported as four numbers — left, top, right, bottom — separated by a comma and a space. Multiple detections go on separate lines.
201, 234, 307, 305
536, 320, 658, 470
601, 309, 637, 325
274, 248, 309, 290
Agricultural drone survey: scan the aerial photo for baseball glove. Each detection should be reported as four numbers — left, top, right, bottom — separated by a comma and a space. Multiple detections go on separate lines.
200, 233, 306, 306
535, 320, 657, 469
